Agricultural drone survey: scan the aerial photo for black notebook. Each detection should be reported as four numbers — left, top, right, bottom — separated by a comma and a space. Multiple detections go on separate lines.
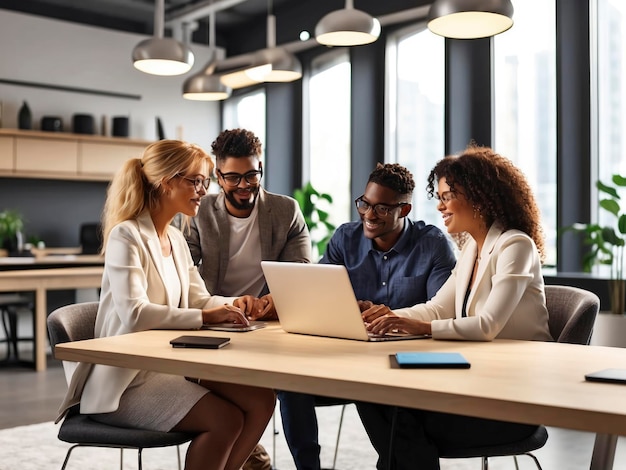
170, 335, 230, 349
585, 368, 626, 384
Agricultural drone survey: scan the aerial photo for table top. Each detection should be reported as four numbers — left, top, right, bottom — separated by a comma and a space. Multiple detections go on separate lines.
0, 254, 103, 270
54, 324, 626, 437
0, 266, 104, 291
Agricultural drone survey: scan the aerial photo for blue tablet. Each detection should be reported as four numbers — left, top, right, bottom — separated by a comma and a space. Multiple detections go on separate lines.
394, 352, 470, 369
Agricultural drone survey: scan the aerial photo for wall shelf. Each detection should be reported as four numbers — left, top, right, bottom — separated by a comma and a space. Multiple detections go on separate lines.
0, 129, 152, 182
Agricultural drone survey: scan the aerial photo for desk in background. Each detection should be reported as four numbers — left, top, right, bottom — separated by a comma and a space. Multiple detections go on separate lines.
0, 266, 103, 371
0, 254, 104, 271
55, 326, 626, 469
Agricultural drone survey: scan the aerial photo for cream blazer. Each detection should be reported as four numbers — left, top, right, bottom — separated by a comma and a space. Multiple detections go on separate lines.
57, 211, 235, 420
393, 223, 552, 341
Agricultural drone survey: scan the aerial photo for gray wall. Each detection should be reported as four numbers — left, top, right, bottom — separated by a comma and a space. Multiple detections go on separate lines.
0, 178, 106, 247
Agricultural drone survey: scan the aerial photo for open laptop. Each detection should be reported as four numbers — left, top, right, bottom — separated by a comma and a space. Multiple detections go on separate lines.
261, 261, 430, 342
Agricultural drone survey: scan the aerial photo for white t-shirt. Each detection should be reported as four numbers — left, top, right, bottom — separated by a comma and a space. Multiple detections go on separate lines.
221, 204, 265, 297
162, 248, 182, 307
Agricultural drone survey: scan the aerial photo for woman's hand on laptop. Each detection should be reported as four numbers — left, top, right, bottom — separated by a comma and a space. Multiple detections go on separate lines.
247, 294, 278, 321
361, 303, 394, 323
367, 314, 432, 336
202, 303, 250, 326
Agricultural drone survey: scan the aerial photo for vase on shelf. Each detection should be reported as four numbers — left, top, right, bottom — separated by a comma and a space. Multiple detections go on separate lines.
609, 279, 626, 315
18, 101, 32, 130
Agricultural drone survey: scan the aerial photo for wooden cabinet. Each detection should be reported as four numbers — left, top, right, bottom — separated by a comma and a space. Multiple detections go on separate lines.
0, 136, 13, 171
0, 129, 152, 181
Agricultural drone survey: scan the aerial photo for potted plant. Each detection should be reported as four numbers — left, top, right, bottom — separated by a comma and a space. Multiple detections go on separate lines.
293, 182, 336, 260
560, 174, 626, 314
0, 209, 25, 256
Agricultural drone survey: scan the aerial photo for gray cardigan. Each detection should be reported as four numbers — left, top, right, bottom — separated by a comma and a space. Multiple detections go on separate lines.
185, 188, 312, 296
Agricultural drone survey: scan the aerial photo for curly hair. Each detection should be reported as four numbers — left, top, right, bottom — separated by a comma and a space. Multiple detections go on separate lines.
368, 163, 415, 196
211, 128, 262, 165
426, 145, 546, 262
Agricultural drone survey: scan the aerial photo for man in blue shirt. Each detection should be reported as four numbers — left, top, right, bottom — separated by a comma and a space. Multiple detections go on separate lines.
277, 163, 456, 470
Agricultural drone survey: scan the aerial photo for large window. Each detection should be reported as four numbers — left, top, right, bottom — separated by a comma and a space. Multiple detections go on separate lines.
493, 0, 557, 266
386, 23, 445, 232
305, 50, 351, 233
594, 0, 626, 222
223, 89, 267, 162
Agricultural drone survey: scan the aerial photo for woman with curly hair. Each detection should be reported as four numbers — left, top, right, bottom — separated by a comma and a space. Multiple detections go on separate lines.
357, 145, 552, 470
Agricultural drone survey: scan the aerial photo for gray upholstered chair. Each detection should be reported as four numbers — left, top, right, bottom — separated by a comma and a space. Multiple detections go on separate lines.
47, 302, 194, 470
545, 285, 600, 344
437, 284, 600, 470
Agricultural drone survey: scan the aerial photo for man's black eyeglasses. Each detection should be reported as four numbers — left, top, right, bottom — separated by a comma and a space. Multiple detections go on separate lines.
354, 196, 408, 217
217, 169, 263, 187
177, 175, 210, 192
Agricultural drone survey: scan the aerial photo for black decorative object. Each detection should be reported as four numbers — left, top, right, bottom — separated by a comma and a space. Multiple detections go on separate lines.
156, 117, 165, 140
112, 116, 130, 137
18, 101, 32, 130
41, 116, 63, 132
72, 114, 95, 134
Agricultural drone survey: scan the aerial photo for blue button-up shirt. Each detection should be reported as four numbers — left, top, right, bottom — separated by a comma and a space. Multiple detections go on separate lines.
320, 219, 456, 309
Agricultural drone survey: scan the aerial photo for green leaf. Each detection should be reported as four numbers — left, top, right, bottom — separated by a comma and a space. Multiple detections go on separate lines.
597, 180, 620, 199
618, 214, 626, 235
612, 174, 626, 187
601, 227, 622, 245
600, 198, 621, 217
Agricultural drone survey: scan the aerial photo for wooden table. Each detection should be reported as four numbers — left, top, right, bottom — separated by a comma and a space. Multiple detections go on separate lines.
54, 325, 626, 469
0, 266, 103, 371
0, 254, 104, 271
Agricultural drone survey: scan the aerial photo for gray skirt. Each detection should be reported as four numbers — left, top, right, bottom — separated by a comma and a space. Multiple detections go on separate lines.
89, 370, 208, 432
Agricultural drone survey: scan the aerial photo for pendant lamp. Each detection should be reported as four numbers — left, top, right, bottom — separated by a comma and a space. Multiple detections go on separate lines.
214, 54, 266, 89
132, 0, 195, 76
427, 0, 514, 39
246, 12, 302, 83
315, 0, 381, 47
183, 13, 231, 101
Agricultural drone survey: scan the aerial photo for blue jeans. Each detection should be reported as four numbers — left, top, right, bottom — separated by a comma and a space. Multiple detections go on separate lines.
277, 391, 321, 470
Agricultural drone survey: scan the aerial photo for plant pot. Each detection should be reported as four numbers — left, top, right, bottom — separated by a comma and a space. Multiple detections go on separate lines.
609, 279, 626, 315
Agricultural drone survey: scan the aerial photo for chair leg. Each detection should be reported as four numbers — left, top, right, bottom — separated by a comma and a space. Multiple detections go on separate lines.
60, 444, 80, 470
272, 407, 279, 469
138, 447, 144, 470
120, 448, 124, 470
331, 405, 346, 470
177, 444, 183, 470
523, 452, 544, 470
6, 308, 19, 360
481, 456, 489, 470
0, 308, 10, 359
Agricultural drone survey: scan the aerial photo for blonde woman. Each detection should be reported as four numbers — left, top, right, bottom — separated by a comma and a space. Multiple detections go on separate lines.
57, 140, 275, 470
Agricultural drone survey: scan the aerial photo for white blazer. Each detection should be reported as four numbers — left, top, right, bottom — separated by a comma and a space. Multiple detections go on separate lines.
393, 223, 552, 341
59, 211, 236, 419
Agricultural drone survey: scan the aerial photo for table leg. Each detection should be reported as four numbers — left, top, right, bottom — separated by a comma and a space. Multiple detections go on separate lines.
35, 288, 46, 372
590, 433, 618, 470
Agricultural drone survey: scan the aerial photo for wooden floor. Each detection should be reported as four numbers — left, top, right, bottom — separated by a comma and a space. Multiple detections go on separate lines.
0, 354, 66, 429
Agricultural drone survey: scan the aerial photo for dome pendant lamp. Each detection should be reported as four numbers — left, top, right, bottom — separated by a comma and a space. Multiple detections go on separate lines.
427, 0, 514, 39
246, 10, 302, 83
183, 13, 231, 101
315, 0, 381, 47
133, 0, 195, 76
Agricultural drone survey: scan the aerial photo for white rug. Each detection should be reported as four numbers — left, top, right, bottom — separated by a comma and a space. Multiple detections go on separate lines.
1, 404, 621, 469
0, 404, 376, 470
